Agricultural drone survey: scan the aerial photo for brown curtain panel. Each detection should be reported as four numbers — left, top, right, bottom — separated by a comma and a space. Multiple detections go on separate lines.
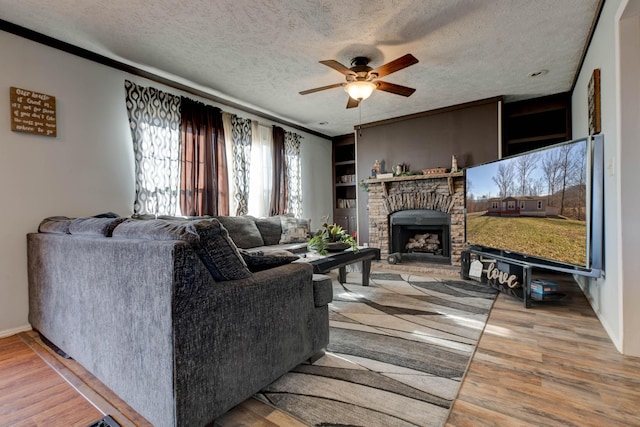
270, 126, 288, 216
180, 98, 229, 216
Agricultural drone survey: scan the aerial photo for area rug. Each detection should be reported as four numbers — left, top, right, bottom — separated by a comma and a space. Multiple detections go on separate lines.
255, 271, 498, 427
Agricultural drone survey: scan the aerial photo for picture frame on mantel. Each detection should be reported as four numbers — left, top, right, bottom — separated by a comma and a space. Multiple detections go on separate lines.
588, 69, 601, 135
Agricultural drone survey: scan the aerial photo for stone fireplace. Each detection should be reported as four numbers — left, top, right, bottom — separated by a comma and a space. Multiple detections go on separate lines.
365, 173, 465, 265
390, 209, 451, 263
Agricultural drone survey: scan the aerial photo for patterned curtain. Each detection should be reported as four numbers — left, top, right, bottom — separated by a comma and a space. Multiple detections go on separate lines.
270, 126, 288, 216
179, 97, 228, 216
284, 131, 303, 218
230, 115, 252, 216
124, 80, 181, 216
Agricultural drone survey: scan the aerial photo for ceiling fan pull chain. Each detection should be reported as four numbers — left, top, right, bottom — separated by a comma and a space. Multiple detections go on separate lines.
359, 102, 363, 137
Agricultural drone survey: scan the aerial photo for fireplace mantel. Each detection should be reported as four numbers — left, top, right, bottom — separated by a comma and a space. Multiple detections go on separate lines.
363, 171, 463, 184
364, 171, 464, 195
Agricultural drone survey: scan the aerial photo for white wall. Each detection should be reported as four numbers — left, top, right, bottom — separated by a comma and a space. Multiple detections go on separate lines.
0, 30, 332, 337
572, 0, 640, 356
617, 1, 640, 356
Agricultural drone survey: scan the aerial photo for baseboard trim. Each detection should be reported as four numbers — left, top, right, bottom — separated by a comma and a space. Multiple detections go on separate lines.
0, 324, 32, 339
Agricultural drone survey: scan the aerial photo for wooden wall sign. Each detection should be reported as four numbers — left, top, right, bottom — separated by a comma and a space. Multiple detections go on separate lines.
588, 69, 601, 135
10, 87, 57, 137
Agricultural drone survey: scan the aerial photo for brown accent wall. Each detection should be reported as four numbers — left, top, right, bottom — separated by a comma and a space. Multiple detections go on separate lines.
357, 98, 501, 244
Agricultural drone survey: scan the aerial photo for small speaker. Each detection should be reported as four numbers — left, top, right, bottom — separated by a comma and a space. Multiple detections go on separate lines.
387, 252, 402, 264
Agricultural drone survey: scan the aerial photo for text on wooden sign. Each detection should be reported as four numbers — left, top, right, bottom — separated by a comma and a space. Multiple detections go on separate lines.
10, 87, 57, 137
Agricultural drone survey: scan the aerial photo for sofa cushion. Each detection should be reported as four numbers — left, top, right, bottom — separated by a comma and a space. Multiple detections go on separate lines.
112, 219, 200, 242
38, 216, 74, 234
247, 243, 308, 254
113, 218, 251, 281
239, 249, 299, 272
216, 216, 265, 249
68, 217, 127, 237
254, 216, 284, 246
279, 216, 311, 244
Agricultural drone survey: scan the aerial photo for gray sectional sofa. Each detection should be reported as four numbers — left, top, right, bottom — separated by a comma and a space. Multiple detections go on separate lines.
27, 215, 330, 427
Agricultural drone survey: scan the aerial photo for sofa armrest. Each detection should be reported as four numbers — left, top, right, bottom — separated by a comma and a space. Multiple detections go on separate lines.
171, 261, 322, 425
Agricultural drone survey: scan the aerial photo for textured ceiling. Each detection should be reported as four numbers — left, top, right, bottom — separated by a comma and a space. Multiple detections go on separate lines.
0, 0, 600, 137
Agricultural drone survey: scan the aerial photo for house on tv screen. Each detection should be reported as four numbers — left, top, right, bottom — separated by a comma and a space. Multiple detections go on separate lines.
486, 196, 559, 217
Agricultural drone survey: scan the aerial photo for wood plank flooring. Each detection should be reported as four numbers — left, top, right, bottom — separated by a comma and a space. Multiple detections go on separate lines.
0, 334, 102, 427
2, 271, 639, 426
446, 272, 640, 427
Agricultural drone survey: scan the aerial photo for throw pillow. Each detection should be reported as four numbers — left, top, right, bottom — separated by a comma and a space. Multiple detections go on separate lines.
279, 216, 311, 244
254, 215, 283, 246
215, 216, 265, 249
192, 220, 252, 281
38, 216, 74, 234
239, 249, 300, 272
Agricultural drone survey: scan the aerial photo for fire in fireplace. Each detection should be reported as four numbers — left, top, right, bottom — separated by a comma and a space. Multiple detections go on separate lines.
390, 209, 451, 263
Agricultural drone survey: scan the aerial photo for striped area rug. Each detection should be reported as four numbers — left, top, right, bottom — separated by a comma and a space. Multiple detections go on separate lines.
256, 271, 498, 427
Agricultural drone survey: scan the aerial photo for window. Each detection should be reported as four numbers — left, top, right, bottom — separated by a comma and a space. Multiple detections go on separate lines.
125, 81, 305, 219
491, 201, 499, 209
537, 200, 543, 209
125, 80, 181, 216
507, 200, 516, 209
248, 123, 273, 217
284, 132, 303, 218
520, 201, 525, 209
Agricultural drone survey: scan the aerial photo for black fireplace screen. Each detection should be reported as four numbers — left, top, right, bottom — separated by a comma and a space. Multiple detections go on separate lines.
389, 209, 451, 260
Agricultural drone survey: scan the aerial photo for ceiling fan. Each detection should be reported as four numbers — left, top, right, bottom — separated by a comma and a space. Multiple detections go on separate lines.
299, 54, 419, 109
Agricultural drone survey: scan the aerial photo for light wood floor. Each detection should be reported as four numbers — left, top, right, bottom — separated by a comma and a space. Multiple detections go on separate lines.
0, 333, 101, 426
2, 272, 640, 426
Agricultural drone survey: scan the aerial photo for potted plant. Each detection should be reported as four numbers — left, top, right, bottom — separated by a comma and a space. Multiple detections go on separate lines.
308, 221, 358, 255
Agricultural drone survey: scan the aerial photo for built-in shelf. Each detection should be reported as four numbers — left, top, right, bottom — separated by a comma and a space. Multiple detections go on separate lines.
507, 133, 569, 145
332, 134, 357, 237
503, 92, 571, 156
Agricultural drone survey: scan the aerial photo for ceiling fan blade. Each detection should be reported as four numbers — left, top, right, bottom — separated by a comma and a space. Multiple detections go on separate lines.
346, 96, 360, 109
376, 81, 416, 97
370, 54, 419, 78
319, 60, 357, 76
299, 83, 345, 95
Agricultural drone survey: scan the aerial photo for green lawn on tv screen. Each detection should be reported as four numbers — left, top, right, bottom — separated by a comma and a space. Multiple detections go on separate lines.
466, 213, 587, 266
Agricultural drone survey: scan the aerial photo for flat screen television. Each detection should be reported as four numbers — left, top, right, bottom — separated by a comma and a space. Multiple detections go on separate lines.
464, 135, 603, 277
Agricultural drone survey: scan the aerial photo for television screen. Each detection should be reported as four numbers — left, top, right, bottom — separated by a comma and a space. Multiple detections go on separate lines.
465, 138, 590, 268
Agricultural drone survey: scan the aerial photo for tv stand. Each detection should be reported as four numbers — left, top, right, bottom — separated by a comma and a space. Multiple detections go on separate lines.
461, 249, 534, 308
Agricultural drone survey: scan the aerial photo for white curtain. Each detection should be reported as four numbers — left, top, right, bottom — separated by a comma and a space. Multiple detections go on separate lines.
284, 131, 303, 218
124, 80, 181, 216
248, 122, 274, 217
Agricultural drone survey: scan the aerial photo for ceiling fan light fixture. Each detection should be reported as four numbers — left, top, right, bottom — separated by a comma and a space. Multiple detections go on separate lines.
345, 81, 376, 101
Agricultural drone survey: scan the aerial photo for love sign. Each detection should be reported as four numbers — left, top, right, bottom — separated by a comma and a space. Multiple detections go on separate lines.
486, 262, 520, 288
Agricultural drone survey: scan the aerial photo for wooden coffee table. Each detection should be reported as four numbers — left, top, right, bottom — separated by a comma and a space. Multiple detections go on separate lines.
301, 247, 380, 286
